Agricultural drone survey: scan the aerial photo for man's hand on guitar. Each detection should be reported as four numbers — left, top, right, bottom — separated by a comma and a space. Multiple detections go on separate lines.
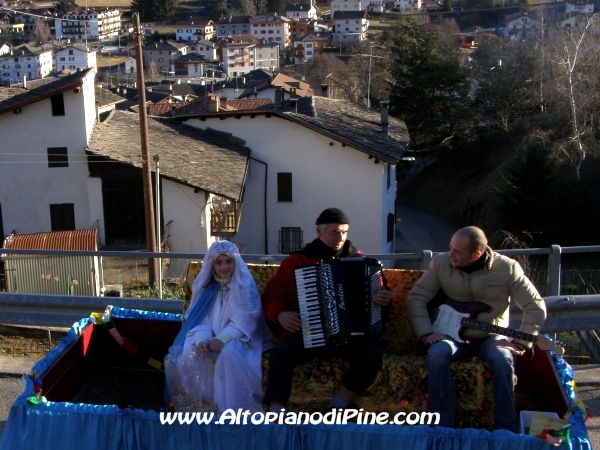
491, 339, 526, 356
277, 311, 302, 333
423, 333, 446, 345
373, 289, 392, 307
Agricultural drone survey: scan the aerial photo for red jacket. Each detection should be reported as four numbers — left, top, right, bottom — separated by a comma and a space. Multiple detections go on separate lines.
261, 239, 364, 342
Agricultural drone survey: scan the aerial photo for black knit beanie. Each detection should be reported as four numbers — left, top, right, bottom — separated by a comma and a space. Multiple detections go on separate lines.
315, 208, 350, 225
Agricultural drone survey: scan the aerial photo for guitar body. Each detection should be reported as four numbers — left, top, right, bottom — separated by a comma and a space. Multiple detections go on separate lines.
431, 298, 491, 343
430, 297, 565, 355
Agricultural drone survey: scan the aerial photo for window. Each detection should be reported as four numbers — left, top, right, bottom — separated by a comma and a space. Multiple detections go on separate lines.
277, 172, 292, 202
0, 203, 4, 246
50, 94, 65, 116
47, 147, 68, 167
69, 50, 73, 55
387, 212, 394, 243
50, 203, 75, 231
279, 227, 303, 253
59, 57, 66, 61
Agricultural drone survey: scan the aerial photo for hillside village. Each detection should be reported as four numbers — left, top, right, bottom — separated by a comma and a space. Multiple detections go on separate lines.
0, 0, 599, 276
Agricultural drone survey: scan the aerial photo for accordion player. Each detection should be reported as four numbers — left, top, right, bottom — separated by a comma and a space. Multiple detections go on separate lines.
294, 257, 384, 348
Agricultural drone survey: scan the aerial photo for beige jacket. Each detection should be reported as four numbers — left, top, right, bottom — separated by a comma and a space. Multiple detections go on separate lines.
407, 246, 546, 348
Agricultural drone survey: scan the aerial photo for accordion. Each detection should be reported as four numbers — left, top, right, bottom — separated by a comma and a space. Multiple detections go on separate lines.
294, 257, 384, 348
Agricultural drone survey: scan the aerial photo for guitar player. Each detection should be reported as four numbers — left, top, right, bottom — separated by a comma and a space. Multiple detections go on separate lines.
407, 226, 547, 433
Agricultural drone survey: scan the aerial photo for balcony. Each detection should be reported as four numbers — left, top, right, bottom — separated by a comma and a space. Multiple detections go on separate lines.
210, 197, 241, 237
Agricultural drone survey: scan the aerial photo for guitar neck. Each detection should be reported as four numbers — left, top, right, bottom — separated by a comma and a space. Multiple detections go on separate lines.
460, 318, 536, 343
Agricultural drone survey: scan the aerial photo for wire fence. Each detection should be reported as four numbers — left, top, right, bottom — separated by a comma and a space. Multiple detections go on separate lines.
528, 269, 600, 297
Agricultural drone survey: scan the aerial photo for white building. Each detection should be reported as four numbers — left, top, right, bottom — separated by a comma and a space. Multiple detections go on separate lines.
187, 40, 219, 61
332, 10, 369, 43
504, 12, 540, 39
56, 45, 97, 72
565, 1, 594, 13
123, 56, 136, 74
331, 0, 363, 18
172, 53, 205, 78
254, 40, 280, 71
174, 19, 216, 42
285, 3, 318, 20
0, 69, 103, 241
0, 45, 53, 84
394, 0, 422, 11
249, 15, 291, 47
54, 9, 121, 41
216, 16, 252, 39
180, 97, 408, 257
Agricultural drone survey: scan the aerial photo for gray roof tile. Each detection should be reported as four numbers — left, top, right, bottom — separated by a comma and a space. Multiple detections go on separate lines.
87, 110, 249, 200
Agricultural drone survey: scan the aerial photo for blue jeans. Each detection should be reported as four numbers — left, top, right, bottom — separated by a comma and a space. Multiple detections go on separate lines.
427, 334, 518, 432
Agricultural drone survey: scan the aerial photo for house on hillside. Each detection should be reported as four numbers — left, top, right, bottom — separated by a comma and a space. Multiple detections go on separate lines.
249, 15, 292, 47
216, 16, 252, 39
285, 3, 318, 20
174, 19, 216, 42
394, 0, 421, 11
289, 34, 326, 63
0, 44, 52, 84
0, 69, 102, 242
178, 97, 408, 258
188, 39, 219, 61
237, 72, 312, 103
172, 53, 205, 78
141, 41, 188, 74
54, 9, 121, 41
55, 45, 97, 72
331, 0, 363, 18
565, 1, 594, 13
219, 35, 260, 76
332, 10, 369, 43
503, 12, 540, 39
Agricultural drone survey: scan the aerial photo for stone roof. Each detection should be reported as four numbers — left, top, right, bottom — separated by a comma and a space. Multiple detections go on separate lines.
87, 110, 250, 200
142, 40, 188, 51
271, 73, 312, 97
285, 3, 313, 11
288, 97, 408, 163
174, 19, 214, 26
149, 96, 273, 117
333, 11, 368, 19
292, 33, 327, 42
173, 52, 206, 63
95, 86, 126, 108
249, 14, 290, 23
0, 68, 93, 116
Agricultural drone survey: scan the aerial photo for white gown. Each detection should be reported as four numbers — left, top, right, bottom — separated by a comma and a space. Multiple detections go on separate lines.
168, 286, 265, 414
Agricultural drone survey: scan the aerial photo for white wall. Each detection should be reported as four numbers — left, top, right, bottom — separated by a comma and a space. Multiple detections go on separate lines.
161, 178, 214, 274
183, 115, 388, 255
0, 73, 102, 238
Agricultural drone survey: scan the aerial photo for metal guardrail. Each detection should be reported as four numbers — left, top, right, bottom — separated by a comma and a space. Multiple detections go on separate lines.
1, 245, 599, 331
0, 293, 184, 329
509, 295, 600, 333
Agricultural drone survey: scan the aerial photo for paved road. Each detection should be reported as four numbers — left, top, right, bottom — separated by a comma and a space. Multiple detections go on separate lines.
395, 204, 458, 269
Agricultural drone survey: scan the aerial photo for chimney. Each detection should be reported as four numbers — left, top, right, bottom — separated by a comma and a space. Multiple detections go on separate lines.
321, 83, 328, 98
253, 86, 258, 98
290, 97, 298, 113
208, 94, 220, 112
171, 105, 176, 117
380, 100, 389, 135
275, 85, 282, 107
23, 75, 26, 89
95, 100, 99, 122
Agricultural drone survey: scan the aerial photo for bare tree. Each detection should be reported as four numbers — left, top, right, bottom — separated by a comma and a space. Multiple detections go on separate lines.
546, 14, 599, 179
231, 0, 256, 16
147, 59, 158, 81
31, 19, 51, 46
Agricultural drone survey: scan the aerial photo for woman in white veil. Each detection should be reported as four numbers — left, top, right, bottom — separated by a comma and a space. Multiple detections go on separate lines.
165, 240, 272, 413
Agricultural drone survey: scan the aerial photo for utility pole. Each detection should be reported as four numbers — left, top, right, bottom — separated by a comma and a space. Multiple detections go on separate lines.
133, 12, 158, 287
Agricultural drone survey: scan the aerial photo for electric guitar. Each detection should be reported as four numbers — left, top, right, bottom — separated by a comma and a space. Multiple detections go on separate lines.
431, 297, 564, 355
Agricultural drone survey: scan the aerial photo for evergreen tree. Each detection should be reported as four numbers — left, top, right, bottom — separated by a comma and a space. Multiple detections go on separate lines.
131, 0, 175, 22
497, 144, 557, 245
387, 20, 474, 148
